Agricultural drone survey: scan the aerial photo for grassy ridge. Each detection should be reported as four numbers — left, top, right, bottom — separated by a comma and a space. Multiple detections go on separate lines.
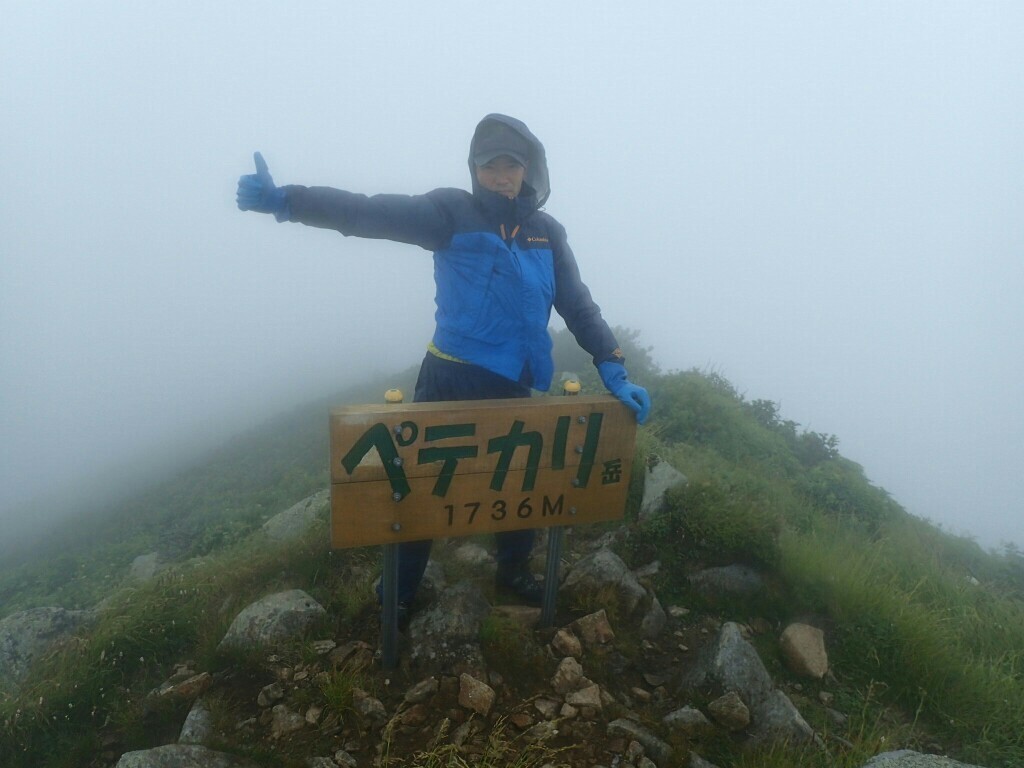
2, 332, 1023, 766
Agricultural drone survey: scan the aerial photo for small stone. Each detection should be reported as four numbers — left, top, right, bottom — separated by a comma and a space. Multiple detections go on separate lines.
334, 750, 358, 768
404, 676, 439, 704
560, 703, 579, 719
668, 605, 690, 618
565, 684, 603, 710
552, 657, 586, 694
818, 691, 835, 706
399, 704, 429, 726
458, 673, 496, 716
551, 628, 582, 658
708, 691, 750, 731
311, 639, 336, 655
257, 682, 285, 707
534, 698, 560, 719
630, 686, 651, 702
509, 712, 534, 729
574, 609, 615, 645
270, 704, 305, 738
780, 623, 829, 679
663, 705, 712, 735
304, 704, 323, 725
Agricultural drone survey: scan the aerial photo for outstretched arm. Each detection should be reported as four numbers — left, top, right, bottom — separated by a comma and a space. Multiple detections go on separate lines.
236, 152, 453, 251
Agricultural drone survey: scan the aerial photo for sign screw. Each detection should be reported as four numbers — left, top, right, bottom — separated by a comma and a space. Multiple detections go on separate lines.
577, 416, 587, 424
572, 478, 582, 488
569, 507, 578, 515
392, 492, 403, 502
391, 522, 402, 532
392, 457, 403, 467
574, 445, 584, 454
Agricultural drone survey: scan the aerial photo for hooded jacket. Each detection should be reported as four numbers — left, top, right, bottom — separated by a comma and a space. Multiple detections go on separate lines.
279, 114, 619, 391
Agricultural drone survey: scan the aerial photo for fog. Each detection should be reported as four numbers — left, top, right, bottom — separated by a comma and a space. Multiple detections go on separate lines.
2, 3, 1021, 552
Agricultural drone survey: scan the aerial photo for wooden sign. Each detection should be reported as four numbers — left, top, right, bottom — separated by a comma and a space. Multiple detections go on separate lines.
329, 395, 637, 549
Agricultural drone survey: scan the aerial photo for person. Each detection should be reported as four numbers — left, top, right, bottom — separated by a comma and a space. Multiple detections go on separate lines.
237, 113, 651, 621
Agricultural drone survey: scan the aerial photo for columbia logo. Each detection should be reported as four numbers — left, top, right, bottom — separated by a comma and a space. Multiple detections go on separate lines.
527, 236, 549, 243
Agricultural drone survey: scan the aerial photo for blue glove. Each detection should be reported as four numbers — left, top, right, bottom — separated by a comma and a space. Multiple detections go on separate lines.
236, 151, 289, 221
598, 361, 651, 425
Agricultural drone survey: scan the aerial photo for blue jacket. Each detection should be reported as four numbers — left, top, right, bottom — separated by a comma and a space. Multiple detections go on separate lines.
280, 114, 619, 392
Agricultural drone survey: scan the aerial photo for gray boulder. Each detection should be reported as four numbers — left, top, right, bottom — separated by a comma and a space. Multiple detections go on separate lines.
0, 606, 92, 693
218, 590, 325, 651
639, 457, 688, 521
115, 744, 258, 767
178, 698, 214, 745
410, 582, 491, 674
680, 621, 816, 746
861, 751, 988, 768
563, 547, 647, 615
261, 490, 329, 542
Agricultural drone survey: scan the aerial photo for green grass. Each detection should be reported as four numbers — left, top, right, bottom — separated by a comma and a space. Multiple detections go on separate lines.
3, 338, 1024, 767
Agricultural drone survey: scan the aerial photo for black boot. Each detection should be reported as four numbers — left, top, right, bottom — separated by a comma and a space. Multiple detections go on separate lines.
496, 565, 544, 606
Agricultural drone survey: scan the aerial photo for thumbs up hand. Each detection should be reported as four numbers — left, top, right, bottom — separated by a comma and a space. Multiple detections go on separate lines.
237, 152, 289, 221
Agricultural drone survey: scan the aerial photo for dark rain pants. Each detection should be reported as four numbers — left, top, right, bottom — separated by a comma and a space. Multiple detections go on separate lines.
386, 352, 535, 605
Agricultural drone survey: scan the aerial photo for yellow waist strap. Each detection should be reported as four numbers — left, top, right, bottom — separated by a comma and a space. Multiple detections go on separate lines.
427, 340, 468, 364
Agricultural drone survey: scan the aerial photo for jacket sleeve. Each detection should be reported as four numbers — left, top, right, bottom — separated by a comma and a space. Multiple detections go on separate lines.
280, 185, 455, 252
549, 218, 621, 364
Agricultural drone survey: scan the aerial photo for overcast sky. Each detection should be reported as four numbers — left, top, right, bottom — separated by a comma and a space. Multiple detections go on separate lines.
2, 2, 1021, 550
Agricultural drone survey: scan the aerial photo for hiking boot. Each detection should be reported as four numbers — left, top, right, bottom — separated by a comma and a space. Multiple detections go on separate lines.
496, 568, 544, 606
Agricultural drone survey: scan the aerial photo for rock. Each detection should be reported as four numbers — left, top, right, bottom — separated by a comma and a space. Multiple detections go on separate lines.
261, 489, 329, 542
218, 590, 325, 652
491, 604, 541, 629
310, 639, 336, 656
564, 548, 647, 616
178, 698, 214, 745
662, 705, 712, 735
458, 673, 496, 716
409, 582, 491, 674
708, 691, 750, 731
352, 690, 387, 726
305, 758, 334, 768
404, 676, 439, 704
510, 712, 534, 729
639, 457, 688, 521
128, 552, 166, 583
641, 594, 667, 639
862, 751, 988, 768
552, 656, 586, 694
566, 684, 603, 710
149, 672, 212, 703
114, 744, 259, 767
688, 565, 764, 597
574, 609, 616, 646
0, 606, 94, 693
257, 682, 284, 707
452, 542, 494, 567
551, 628, 582, 658
398, 703, 430, 726
329, 640, 374, 671
780, 623, 828, 679
270, 704, 305, 738
680, 622, 816, 746
606, 719, 673, 767
334, 751, 358, 768
534, 698, 560, 719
